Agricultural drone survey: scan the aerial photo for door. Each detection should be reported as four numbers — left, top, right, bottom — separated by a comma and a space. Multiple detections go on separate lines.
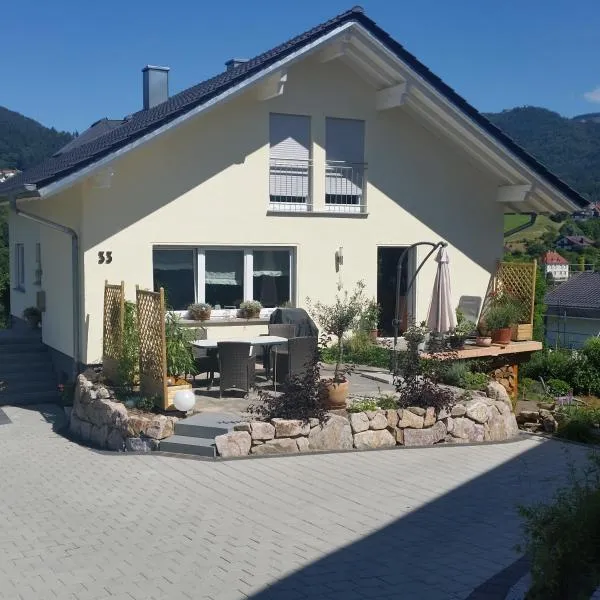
377, 247, 410, 336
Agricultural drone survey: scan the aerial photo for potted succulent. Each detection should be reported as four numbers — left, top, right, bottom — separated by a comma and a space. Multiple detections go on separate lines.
307, 281, 367, 409
446, 309, 475, 349
23, 306, 42, 329
239, 300, 262, 319
359, 299, 380, 341
484, 295, 522, 345
187, 302, 212, 321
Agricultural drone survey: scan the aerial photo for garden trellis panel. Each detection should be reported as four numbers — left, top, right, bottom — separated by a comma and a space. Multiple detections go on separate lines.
479, 260, 537, 341
136, 287, 168, 409
102, 281, 125, 383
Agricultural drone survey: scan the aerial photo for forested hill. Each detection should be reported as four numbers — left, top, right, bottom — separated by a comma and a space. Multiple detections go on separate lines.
0, 105, 74, 171
485, 106, 600, 204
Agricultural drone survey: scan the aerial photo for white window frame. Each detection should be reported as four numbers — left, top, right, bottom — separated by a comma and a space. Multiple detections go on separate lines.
154, 246, 296, 319
14, 243, 25, 290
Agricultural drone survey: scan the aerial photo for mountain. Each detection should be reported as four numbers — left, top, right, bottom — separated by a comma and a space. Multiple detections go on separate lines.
0, 106, 74, 171
486, 106, 600, 204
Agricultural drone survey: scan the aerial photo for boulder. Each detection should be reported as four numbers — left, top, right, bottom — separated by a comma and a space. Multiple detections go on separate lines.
516, 410, 541, 424
353, 429, 396, 450
106, 429, 125, 451
145, 415, 175, 440
487, 413, 519, 441
472, 423, 485, 442
349, 412, 369, 434
125, 437, 155, 452
96, 386, 111, 400
423, 407, 436, 428
308, 415, 353, 451
90, 424, 108, 448
251, 438, 298, 455
395, 428, 404, 444
450, 417, 476, 440
398, 410, 424, 429
451, 404, 466, 417
215, 431, 251, 457
80, 420, 92, 441
69, 412, 82, 438
127, 415, 153, 437
309, 418, 320, 428
465, 400, 489, 424
369, 412, 388, 431
233, 422, 251, 432
445, 416, 454, 434
542, 414, 558, 433
403, 421, 447, 446
438, 408, 450, 420
272, 419, 310, 438
431, 420, 447, 443
296, 437, 310, 452
407, 406, 426, 416
250, 421, 275, 441
487, 381, 512, 407
386, 410, 398, 429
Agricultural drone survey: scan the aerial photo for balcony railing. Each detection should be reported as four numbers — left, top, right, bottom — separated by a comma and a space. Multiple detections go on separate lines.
325, 160, 367, 214
269, 158, 312, 212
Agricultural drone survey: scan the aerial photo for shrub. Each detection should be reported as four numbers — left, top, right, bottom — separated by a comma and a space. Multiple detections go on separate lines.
347, 398, 379, 413
187, 302, 212, 321
548, 378, 571, 396
572, 359, 600, 397
135, 396, 156, 412
522, 350, 577, 384
518, 454, 600, 599
462, 371, 488, 391
376, 394, 399, 410
117, 301, 139, 389
582, 338, 600, 370
438, 361, 470, 387
164, 312, 196, 378
239, 300, 262, 318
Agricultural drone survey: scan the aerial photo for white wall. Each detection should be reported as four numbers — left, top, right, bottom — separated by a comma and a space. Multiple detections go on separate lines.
546, 315, 600, 349
33, 56, 504, 364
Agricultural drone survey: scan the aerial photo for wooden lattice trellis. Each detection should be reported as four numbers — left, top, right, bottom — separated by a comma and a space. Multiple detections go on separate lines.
479, 260, 537, 341
136, 287, 168, 409
102, 281, 125, 383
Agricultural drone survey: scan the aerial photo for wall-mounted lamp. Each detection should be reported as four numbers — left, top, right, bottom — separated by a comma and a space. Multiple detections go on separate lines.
335, 246, 344, 272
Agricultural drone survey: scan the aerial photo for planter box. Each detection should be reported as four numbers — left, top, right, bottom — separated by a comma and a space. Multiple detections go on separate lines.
511, 323, 533, 342
166, 380, 192, 411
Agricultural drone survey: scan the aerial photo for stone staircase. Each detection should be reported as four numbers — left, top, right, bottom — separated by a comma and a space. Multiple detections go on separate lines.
160, 412, 243, 457
0, 331, 61, 406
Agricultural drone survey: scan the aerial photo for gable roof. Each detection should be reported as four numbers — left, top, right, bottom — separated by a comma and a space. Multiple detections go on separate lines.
546, 272, 600, 318
54, 118, 125, 156
542, 251, 568, 265
559, 235, 594, 246
0, 6, 590, 209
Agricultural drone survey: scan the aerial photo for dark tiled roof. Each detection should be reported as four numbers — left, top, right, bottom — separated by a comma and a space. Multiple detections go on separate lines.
546, 272, 600, 317
54, 118, 125, 156
0, 6, 589, 208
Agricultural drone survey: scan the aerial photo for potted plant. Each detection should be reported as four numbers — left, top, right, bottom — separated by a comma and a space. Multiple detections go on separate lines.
307, 281, 367, 409
359, 299, 380, 341
239, 300, 262, 319
446, 309, 475, 349
187, 302, 212, 321
475, 322, 492, 347
23, 306, 42, 329
484, 295, 522, 345
164, 313, 195, 406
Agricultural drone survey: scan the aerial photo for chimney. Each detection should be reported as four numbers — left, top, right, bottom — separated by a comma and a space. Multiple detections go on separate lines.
225, 58, 248, 71
142, 65, 170, 110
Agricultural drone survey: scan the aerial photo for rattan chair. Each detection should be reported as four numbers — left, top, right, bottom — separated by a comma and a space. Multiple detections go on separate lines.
263, 323, 297, 377
273, 336, 318, 386
190, 328, 218, 389
217, 341, 256, 398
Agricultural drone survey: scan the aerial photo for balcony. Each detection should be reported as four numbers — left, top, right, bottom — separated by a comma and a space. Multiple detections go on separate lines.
269, 158, 312, 212
325, 160, 367, 214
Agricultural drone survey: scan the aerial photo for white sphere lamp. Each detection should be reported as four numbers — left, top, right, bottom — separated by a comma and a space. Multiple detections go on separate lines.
173, 389, 196, 413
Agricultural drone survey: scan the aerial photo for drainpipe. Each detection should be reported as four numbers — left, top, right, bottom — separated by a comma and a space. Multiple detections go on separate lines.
9, 191, 81, 380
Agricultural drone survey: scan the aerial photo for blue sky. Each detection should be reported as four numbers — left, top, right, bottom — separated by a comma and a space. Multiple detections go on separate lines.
2, 0, 599, 133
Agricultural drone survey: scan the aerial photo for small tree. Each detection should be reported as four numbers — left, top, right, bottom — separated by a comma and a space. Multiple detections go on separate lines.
307, 281, 367, 383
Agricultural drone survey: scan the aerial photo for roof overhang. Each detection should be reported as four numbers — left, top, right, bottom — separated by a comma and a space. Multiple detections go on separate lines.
1, 20, 586, 214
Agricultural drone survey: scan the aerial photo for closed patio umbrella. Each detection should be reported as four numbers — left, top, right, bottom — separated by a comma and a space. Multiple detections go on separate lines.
427, 246, 456, 333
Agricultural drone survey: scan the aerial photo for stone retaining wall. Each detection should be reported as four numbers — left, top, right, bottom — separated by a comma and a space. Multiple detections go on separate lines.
70, 371, 178, 452
215, 381, 519, 458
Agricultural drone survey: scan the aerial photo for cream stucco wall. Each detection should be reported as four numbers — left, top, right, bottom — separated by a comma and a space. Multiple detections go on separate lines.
18, 56, 504, 365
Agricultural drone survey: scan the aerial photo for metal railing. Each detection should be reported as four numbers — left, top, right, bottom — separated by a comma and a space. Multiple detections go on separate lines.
269, 158, 312, 212
325, 160, 367, 213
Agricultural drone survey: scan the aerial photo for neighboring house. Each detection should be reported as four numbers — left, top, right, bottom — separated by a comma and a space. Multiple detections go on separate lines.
573, 202, 600, 221
545, 272, 600, 349
0, 7, 588, 381
0, 169, 19, 183
542, 251, 569, 281
556, 235, 594, 250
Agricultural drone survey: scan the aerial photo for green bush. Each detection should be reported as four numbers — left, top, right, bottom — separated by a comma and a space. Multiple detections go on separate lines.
518, 454, 600, 599
548, 378, 571, 396
347, 398, 379, 413
462, 371, 489, 391
582, 338, 600, 369
436, 361, 489, 390
320, 335, 392, 369
522, 349, 577, 384
117, 301, 140, 389
135, 396, 156, 412
376, 394, 399, 410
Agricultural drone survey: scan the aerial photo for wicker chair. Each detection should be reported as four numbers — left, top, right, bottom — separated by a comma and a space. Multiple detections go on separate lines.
217, 341, 256, 398
263, 323, 297, 377
190, 328, 218, 389
273, 336, 318, 386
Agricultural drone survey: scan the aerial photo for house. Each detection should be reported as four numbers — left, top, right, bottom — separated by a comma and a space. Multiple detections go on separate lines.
0, 169, 19, 183
542, 251, 569, 281
573, 202, 600, 221
556, 235, 594, 250
545, 272, 600, 348
0, 7, 588, 381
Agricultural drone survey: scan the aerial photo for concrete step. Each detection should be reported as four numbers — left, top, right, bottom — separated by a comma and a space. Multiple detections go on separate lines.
159, 435, 216, 457
0, 379, 58, 394
0, 352, 51, 368
174, 412, 243, 438
0, 343, 47, 354
0, 368, 56, 382
0, 390, 62, 406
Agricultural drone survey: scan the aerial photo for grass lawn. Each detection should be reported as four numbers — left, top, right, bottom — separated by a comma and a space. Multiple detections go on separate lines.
504, 214, 557, 242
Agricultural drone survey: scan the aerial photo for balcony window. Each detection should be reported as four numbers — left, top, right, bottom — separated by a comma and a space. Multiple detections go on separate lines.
153, 249, 195, 310
269, 113, 311, 212
253, 250, 290, 308
325, 117, 366, 213
204, 250, 244, 309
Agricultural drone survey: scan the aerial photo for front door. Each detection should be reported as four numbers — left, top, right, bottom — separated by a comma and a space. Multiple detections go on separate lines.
377, 247, 410, 336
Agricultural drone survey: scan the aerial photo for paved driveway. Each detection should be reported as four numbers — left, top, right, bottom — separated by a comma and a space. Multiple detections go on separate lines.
0, 405, 589, 600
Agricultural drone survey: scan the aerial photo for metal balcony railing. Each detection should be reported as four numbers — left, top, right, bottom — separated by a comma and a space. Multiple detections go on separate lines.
269, 158, 312, 212
325, 160, 367, 213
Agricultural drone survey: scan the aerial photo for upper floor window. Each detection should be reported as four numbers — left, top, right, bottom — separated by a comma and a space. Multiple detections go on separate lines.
269, 113, 311, 212
14, 243, 25, 290
325, 117, 366, 213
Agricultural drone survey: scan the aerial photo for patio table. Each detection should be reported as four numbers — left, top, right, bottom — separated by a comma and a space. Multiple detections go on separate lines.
190, 335, 287, 350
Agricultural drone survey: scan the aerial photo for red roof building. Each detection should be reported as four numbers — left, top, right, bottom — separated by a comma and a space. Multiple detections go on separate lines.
542, 251, 568, 265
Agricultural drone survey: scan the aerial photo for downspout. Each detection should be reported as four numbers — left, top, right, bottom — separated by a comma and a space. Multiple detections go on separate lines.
9, 191, 81, 380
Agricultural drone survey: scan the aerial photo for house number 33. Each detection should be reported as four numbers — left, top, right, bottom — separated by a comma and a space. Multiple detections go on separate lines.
98, 251, 113, 264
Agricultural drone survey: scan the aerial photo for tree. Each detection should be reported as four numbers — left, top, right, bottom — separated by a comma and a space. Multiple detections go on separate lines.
578, 255, 586, 271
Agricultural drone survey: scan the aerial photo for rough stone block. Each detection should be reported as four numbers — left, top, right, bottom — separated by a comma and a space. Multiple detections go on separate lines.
353, 429, 396, 450
398, 410, 424, 429
127, 415, 153, 437
423, 407, 436, 427
125, 437, 154, 453
69, 412, 82, 438
395, 428, 404, 445
487, 381, 511, 407
369, 412, 388, 430
250, 421, 276, 441
407, 406, 426, 416
251, 438, 298, 455
386, 409, 398, 429
465, 400, 489, 424
349, 412, 369, 433
308, 415, 353, 451
403, 427, 436, 447
450, 417, 475, 440
215, 431, 251, 457
106, 429, 125, 451
145, 415, 175, 440
233, 422, 251, 432
296, 437, 310, 452
90, 425, 108, 448
80, 420, 92, 441
431, 420, 447, 443
272, 419, 309, 438
451, 404, 466, 417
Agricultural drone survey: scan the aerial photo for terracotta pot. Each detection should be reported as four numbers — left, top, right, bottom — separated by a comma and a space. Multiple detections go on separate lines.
322, 379, 349, 409
491, 328, 512, 345
475, 336, 492, 347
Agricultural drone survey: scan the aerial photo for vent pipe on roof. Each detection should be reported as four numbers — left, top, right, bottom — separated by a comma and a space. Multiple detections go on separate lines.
142, 65, 170, 110
225, 58, 248, 71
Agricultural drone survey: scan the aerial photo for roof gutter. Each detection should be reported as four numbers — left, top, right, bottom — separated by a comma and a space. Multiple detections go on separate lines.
9, 190, 81, 380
